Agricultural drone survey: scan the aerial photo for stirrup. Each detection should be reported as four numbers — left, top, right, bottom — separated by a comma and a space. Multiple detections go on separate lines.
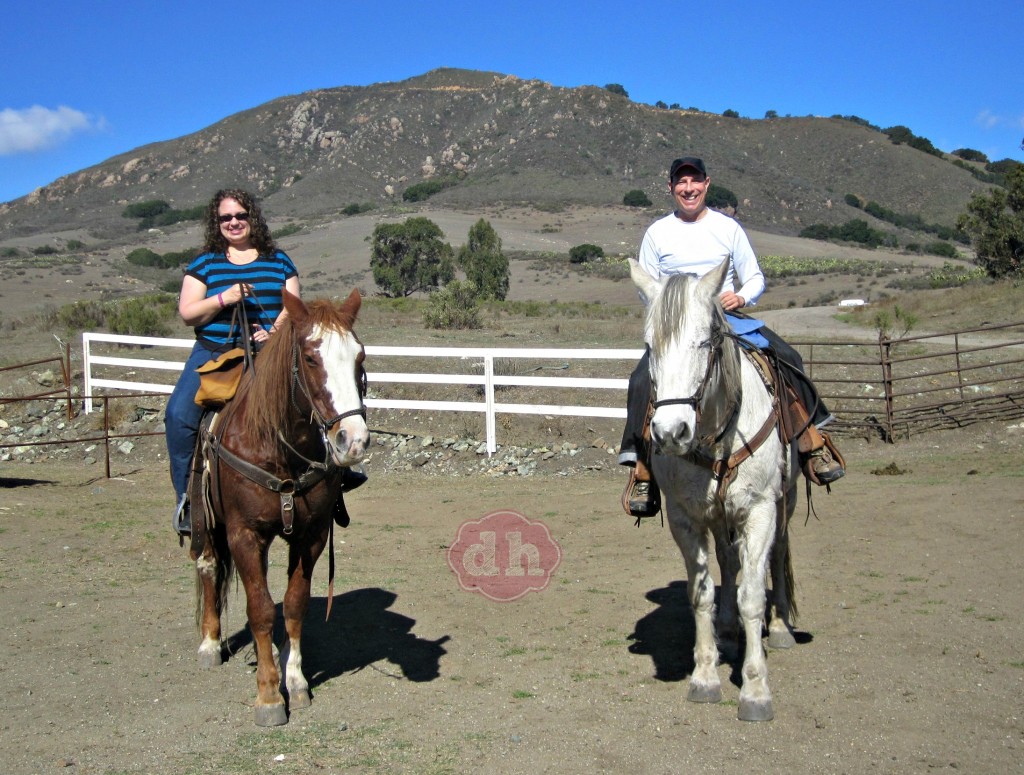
173, 493, 191, 539
621, 469, 661, 520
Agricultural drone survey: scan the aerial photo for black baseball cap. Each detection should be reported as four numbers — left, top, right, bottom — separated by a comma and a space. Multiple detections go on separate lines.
669, 157, 707, 181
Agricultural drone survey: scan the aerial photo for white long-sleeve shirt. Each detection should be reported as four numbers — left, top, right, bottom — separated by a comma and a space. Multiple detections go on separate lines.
637, 209, 766, 306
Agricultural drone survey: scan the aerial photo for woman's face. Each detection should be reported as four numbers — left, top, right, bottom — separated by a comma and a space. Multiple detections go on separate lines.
217, 197, 252, 248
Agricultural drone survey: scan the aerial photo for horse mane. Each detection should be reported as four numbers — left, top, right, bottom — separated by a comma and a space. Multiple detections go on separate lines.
648, 273, 742, 407
236, 299, 358, 449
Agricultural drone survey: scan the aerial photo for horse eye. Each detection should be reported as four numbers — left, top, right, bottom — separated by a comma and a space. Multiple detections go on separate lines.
304, 354, 317, 366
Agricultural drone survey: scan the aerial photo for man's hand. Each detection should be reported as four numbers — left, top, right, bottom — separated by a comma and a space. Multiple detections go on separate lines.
719, 291, 745, 311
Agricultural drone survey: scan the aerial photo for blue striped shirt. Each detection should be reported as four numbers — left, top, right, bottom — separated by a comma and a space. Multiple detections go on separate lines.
186, 250, 298, 345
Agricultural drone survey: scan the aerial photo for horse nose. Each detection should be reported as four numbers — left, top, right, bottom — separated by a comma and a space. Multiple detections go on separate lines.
334, 423, 369, 461
651, 413, 694, 454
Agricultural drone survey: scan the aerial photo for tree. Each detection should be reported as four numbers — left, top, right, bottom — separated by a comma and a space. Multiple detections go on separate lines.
604, 84, 628, 98
623, 189, 652, 207
952, 148, 989, 163
569, 244, 604, 264
722, 109, 740, 118
764, 110, 778, 119
706, 183, 738, 210
957, 165, 1024, 278
370, 217, 454, 297
456, 219, 509, 300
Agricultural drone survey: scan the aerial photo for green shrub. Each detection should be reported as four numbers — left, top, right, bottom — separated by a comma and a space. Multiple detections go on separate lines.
722, 109, 740, 118
953, 148, 988, 163
123, 200, 171, 219
50, 300, 107, 331
402, 178, 457, 202
31, 245, 59, 255
707, 184, 738, 209
125, 248, 163, 267
66, 239, 86, 251
422, 280, 481, 329
604, 83, 628, 98
569, 244, 605, 264
342, 202, 375, 216
1, 247, 21, 258
272, 223, 302, 239
844, 193, 862, 208
623, 189, 652, 207
107, 294, 176, 336
925, 241, 959, 258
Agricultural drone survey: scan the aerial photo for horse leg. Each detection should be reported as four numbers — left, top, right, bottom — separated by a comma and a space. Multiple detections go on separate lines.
280, 530, 329, 711
232, 533, 288, 727
195, 549, 224, 668
711, 520, 739, 661
668, 516, 721, 704
736, 507, 776, 722
192, 500, 227, 669
767, 501, 797, 650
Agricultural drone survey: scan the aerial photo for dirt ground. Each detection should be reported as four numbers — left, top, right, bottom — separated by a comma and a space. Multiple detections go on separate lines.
2, 418, 1023, 775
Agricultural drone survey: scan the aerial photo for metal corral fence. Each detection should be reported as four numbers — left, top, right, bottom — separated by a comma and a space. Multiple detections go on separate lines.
791, 321, 1024, 441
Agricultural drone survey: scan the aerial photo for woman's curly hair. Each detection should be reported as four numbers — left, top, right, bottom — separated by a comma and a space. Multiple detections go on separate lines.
201, 189, 278, 255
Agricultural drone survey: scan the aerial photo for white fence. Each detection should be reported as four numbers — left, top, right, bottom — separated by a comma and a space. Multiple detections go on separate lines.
82, 333, 641, 454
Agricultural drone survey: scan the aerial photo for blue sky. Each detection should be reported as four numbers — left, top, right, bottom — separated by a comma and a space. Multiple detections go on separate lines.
2, 0, 1022, 204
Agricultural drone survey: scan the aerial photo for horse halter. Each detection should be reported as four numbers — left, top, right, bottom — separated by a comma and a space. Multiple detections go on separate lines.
651, 323, 728, 436
289, 338, 367, 438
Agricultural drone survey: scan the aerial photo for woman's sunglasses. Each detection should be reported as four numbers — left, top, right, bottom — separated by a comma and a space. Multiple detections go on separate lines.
218, 212, 249, 223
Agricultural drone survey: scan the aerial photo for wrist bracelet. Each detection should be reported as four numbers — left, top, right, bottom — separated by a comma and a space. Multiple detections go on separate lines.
217, 292, 225, 308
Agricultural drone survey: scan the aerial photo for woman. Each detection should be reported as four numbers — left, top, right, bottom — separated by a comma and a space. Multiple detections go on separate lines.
165, 189, 299, 537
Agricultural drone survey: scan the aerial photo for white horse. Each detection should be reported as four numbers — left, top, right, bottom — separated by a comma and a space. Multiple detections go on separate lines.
630, 257, 798, 722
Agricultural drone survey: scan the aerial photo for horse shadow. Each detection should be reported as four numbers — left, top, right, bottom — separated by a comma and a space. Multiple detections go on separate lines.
628, 580, 811, 687
223, 587, 450, 687
1, 476, 56, 487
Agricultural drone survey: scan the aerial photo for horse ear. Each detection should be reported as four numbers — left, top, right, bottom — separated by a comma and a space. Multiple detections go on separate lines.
340, 288, 361, 320
282, 288, 310, 327
629, 258, 660, 305
698, 258, 731, 301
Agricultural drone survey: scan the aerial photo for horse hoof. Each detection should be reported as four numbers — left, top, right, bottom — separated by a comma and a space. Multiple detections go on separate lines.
687, 683, 722, 704
254, 703, 288, 727
198, 650, 222, 669
767, 630, 796, 650
288, 690, 312, 710
738, 699, 774, 722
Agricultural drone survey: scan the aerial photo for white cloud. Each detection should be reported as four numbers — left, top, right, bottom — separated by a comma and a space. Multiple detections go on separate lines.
974, 109, 1001, 130
0, 105, 98, 155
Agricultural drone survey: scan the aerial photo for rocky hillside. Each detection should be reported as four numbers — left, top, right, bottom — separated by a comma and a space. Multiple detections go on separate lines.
0, 68, 992, 244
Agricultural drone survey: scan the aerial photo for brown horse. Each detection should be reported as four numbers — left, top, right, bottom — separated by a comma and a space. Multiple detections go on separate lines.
188, 289, 370, 726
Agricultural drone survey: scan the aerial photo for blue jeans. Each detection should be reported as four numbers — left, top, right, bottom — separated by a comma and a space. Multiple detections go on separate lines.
165, 341, 218, 501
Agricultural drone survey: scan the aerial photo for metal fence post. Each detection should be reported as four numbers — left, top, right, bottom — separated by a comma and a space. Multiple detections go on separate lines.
878, 330, 895, 442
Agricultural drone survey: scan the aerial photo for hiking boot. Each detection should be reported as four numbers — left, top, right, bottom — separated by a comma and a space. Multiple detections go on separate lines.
809, 446, 845, 484
622, 472, 661, 518
173, 494, 191, 538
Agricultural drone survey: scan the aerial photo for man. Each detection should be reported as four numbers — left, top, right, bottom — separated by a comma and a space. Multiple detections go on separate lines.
620, 156, 844, 518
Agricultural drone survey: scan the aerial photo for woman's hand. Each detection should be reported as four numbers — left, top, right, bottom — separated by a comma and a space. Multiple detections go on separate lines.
220, 283, 250, 306
251, 324, 270, 344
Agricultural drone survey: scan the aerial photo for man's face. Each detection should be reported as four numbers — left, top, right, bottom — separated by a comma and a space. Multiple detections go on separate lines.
670, 170, 710, 222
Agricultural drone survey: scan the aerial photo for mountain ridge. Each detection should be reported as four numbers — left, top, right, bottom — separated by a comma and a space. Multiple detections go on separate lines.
0, 67, 992, 243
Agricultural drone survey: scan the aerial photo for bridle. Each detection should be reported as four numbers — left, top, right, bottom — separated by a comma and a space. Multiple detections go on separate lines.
289, 337, 367, 441
651, 323, 736, 443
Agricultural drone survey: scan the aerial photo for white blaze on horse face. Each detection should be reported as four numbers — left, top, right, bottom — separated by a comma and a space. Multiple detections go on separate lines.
313, 324, 369, 465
